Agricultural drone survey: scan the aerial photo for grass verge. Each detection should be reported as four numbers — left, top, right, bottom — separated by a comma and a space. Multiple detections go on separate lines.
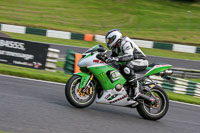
0, 0, 200, 44
0, 63, 199, 105
187, 78, 200, 83
167, 91, 200, 105
0, 64, 69, 83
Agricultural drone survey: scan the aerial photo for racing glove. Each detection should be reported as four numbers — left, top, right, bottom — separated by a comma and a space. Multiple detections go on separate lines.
106, 57, 119, 63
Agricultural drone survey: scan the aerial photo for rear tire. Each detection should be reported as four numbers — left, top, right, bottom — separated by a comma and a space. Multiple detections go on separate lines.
65, 75, 96, 108
136, 86, 169, 120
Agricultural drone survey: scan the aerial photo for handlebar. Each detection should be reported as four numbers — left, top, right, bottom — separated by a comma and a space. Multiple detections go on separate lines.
96, 52, 108, 62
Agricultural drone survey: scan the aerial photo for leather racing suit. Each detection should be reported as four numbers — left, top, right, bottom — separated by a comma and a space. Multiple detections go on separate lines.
110, 37, 149, 85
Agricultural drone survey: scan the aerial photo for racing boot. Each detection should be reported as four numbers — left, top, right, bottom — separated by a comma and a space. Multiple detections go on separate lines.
129, 79, 156, 103
128, 79, 141, 100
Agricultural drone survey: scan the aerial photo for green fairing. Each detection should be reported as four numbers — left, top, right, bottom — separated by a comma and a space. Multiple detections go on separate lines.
80, 67, 89, 73
88, 65, 126, 90
144, 65, 172, 77
74, 72, 91, 88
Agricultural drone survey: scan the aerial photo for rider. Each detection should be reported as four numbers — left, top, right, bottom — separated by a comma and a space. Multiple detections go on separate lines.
105, 29, 149, 99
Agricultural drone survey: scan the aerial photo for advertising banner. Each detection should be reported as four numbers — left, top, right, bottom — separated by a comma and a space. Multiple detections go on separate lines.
0, 37, 49, 69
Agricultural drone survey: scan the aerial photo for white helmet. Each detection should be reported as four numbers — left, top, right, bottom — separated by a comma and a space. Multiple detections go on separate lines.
105, 29, 122, 50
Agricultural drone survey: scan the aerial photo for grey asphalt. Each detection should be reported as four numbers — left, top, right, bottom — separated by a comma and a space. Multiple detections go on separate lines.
0, 75, 200, 133
49, 43, 200, 70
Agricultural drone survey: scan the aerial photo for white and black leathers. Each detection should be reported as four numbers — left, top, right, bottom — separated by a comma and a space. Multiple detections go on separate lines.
110, 37, 149, 83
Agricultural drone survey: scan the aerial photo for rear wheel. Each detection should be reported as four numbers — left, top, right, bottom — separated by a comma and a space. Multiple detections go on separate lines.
136, 86, 169, 120
65, 75, 96, 108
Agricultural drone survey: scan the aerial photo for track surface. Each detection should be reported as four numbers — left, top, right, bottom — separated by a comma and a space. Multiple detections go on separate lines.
50, 43, 200, 70
0, 75, 200, 133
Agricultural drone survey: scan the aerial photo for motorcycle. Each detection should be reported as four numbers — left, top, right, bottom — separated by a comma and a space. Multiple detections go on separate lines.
65, 45, 173, 120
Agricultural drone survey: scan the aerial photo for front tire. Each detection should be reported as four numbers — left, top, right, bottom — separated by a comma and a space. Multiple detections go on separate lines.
136, 86, 169, 120
65, 75, 96, 108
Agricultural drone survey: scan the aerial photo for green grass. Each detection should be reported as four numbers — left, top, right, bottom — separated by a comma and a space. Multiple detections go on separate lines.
4, 32, 200, 61
0, 131, 13, 133
0, 64, 69, 83
0, 0, 200, 44
57, 61, 65, 68
187, 78, 200, 83
167, 91, 200, 105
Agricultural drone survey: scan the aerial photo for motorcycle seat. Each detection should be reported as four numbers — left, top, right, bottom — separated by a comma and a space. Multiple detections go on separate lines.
135, 69, 149, 74
135, 69, 150, 78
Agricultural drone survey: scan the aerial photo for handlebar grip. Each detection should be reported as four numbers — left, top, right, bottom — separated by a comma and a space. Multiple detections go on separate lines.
96, 53, 107, 62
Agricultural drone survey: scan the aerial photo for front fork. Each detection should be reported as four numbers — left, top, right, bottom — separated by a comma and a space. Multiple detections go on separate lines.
74, 72, 94, 96
82, 74, 94, 95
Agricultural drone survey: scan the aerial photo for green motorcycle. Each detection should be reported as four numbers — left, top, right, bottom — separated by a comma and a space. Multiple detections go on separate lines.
65, 45, 172, 120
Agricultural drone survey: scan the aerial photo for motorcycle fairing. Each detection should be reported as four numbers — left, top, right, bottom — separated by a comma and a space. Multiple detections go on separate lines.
78, 51, 126, 91
144, 64, 172, 77
88, 65, 126, 90
75, 72, 91, 89
96, 87, 136, 106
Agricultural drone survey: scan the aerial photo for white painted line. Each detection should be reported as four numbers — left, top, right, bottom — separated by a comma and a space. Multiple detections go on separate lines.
0, 74, 65, 86
170, 100, 200, 108
0, 74, 199, 107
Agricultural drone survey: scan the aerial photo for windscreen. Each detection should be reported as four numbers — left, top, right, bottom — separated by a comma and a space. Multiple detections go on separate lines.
84, 45, 103, 54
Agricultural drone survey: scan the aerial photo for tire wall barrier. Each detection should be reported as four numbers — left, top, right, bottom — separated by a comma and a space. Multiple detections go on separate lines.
151, 75, 200, 98
0, 23, 200, 54
64, 50, 76, 75
64, 50, 82, 74
45, 48, 60, 72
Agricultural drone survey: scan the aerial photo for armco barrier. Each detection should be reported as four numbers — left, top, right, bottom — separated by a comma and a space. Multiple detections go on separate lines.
45, 48, 60, 72
0, 23, 199, 54
151, 75, 200, 97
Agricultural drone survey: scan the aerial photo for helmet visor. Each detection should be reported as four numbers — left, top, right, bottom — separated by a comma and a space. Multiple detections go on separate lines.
106, 38, 113, 45
106, 35, 116, 44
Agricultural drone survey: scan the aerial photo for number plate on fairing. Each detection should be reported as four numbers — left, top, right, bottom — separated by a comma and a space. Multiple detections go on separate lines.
110, 70, 121, 82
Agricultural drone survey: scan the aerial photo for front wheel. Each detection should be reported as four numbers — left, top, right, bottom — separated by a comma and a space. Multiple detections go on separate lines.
65, 75, 96, 108
136, 86, 169, 120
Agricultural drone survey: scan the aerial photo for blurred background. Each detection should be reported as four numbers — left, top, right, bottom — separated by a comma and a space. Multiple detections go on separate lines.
0, 0, 200, 45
